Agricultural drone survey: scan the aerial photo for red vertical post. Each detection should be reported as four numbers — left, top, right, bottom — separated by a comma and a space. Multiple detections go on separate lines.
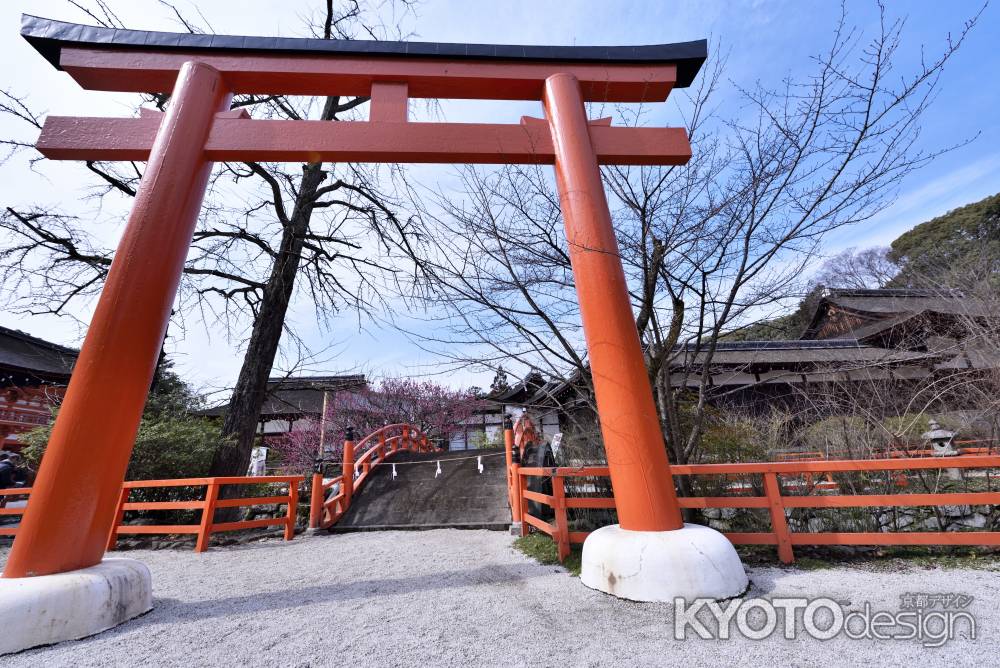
553, 475, 570, 562
543, 73, 683, 533
284, 480, 300, 541
378, 429, 386, 460
106, 486, 131, 552
503, 419, 516, 520
342, 428, 356, 509
763, 472, 794, 564
4, 61, 230, 578
308, 471, 324, 530
196, 481, 221, 553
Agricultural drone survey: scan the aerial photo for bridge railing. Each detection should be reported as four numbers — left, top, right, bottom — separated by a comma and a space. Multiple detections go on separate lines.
309, 423, 440, 530
509, 451, 1000, 564
2, 475, 303, 552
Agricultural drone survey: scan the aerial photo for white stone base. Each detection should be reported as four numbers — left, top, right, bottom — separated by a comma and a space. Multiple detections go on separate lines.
0, 558, 152, 655
581, 523, 748, 602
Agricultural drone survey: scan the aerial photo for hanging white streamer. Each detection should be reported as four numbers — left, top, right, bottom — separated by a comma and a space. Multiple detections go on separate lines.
435, 460, 442, 478
392, 463, 398, 480
477, 456, 484, 474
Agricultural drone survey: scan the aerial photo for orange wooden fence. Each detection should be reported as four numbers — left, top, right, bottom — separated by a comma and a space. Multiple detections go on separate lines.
2, 475, 303, 553
309, 423, 439, 530
512, 455, 1000, 564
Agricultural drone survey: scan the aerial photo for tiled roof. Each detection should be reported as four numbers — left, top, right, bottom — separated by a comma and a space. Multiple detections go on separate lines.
0, 325, 77, 379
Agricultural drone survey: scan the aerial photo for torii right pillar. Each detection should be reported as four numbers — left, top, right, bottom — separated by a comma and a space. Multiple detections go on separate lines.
543, 73, 747, 601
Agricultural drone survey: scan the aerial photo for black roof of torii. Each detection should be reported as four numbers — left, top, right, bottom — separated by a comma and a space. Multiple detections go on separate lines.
20, 14, 708, 88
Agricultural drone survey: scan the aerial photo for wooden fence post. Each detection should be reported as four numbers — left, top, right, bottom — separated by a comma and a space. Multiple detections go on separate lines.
503, 420, 516, 520
106, 486, 130, 552
308, 471, 324, 530
196, 480, 220, 553
342, 428, 356, 509
285, 480, 299, 541
511, 457, 528, 537
553, 475, 570, 562
763, 472, 794, 564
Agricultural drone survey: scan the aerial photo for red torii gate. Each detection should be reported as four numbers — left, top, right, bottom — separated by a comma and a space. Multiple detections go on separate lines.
5, 15, 746, 609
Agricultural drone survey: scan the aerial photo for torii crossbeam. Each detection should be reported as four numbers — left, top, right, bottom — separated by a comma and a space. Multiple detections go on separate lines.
2, 16, 745, 648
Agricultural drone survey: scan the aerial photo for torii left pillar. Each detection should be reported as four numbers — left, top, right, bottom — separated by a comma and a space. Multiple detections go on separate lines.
0, 61, 230, 654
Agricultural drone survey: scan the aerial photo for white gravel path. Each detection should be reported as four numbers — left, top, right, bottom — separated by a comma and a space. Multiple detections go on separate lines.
1, 530, 998, 667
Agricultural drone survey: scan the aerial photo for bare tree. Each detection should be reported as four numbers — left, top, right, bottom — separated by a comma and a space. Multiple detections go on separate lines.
0, 0, 422, 479
811, 246, 899, 289
404, 3, 983, 471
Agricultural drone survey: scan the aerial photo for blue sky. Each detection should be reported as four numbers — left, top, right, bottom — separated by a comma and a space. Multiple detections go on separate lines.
0, 0, 997, 397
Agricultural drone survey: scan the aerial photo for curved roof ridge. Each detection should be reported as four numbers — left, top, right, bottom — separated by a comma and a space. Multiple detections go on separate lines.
21, 14, 708, 88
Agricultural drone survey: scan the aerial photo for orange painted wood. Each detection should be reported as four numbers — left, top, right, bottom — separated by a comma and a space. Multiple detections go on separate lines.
517, 466, 610, 477
510, 461, 525, 531
676, 496, 771, 509
122, 500, 205, 511
5, 476, 305, 553
285, 482, 299, 541
522, 490, 555, 506
0, 508, 26, 516
545, 72, 683, 532
790, 532, 1000, 546
781, 491, 1000, 508
342, 436, 356, 508
723, 532, 780, 545
764, 472, 795, 564
564, 497, 617, 509
60, 47, 677, 102
370, 81, 408, 122
523, 512, 556, 535
2, 62, 231, 579
122, 478, 213, 489
212, 517, 287, 533
37, 117, 692, 166
552, 476, 570, 561
670, 455, 1000, 475
309, 472, 324, 530
116, 525, 201, 535
214, 495, 289, 509
196, 481, 220, 552
207, 475, 303, 485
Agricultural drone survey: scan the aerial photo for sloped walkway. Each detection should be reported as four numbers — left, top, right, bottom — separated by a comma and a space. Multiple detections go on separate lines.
334, 447, 510, 531
2, 531, 996, 666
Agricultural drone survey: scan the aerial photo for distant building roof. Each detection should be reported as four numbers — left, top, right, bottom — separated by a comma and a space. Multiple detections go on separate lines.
0, 325, 77, 384
674, 338, 942, 367
198, 374, 367, 419
801, 288, 990, 340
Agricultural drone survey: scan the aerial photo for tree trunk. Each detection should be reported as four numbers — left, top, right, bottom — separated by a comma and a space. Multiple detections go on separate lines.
209, 162, 327, 477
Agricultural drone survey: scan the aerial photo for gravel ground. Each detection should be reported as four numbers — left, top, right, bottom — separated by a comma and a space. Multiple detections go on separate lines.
1, 530, 997, 667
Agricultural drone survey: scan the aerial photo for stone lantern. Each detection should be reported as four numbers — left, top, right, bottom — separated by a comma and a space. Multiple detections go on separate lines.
922, 419, 958, 456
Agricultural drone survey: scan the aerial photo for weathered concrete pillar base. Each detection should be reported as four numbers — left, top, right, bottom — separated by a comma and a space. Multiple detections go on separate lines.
581, 523, 748, 602
0, 558, 152, 655
509, 522, 523, 536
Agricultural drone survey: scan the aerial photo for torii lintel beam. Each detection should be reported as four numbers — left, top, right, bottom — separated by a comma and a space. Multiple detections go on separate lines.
37, 115, 692, 165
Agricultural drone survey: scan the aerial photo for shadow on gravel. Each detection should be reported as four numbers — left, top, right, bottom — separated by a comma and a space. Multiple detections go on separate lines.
136, 563, 550, 626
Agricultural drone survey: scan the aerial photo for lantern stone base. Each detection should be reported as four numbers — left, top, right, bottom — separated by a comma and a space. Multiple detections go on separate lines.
0, 558, 152, 655
580, 523, 749, 602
